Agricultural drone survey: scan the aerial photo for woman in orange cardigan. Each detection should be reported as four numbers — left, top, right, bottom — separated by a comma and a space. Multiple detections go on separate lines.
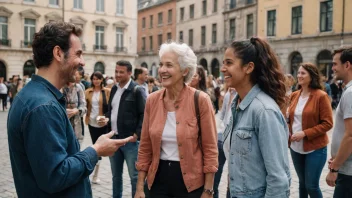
288, 63, 333, 198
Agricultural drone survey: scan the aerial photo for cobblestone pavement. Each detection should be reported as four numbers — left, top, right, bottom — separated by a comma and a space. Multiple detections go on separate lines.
0, 110, 335, 197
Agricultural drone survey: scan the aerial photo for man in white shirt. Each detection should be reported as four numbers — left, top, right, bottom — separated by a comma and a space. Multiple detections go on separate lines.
326, 47, 352, 198
134, 67, 149, 98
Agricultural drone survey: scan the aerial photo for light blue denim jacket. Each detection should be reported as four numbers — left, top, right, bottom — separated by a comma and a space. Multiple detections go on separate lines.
223, 85, 291, 198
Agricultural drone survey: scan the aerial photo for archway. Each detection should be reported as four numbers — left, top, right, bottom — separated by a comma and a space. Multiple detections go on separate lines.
0, 61, 6, 80
94, 62, 105, 74
23, 60, 36, 77
290, 52, 303, 78
317, 50, 332, 80
211, 58, 220, 78
141, 62, 148, 69
199, 58, 208, 73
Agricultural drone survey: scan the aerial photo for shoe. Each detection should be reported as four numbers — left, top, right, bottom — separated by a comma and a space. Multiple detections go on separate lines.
91, 163, 100, 184
92, 176, 100, 184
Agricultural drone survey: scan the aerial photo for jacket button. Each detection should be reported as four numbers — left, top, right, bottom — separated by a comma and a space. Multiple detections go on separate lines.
180, 155, 184, 159
175, 105, 179, 109
231, 177, 234, 180
176, 121, 179, 124
183, 172, 186, 175
231, 152, 234, 155
178, 143, 182, 146
188, 186, 191, 189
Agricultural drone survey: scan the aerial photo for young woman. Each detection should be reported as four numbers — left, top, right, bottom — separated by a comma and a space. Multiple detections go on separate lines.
189, 65, 207, 92
221, 37, 291, 197
85, 71, 111, 184
288, 63, 333, 198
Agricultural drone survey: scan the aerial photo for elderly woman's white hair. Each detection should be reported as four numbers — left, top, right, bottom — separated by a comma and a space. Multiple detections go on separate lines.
159, 42, 197, 83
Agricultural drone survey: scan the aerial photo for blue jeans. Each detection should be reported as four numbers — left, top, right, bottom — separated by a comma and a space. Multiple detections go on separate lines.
109, 141, 139, 198
290, 147, 327, 198
214, 133, 230, 198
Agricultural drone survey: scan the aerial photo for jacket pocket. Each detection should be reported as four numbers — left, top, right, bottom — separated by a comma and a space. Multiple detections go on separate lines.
234, 130, 253, 155
186, 118, 199, 139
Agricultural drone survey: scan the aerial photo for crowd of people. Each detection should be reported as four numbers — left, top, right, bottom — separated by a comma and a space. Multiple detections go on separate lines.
5, 21, 352, 198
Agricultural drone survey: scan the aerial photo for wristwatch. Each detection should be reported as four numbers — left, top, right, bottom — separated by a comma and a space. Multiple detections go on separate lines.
330, 168, 339, 173
203, 188, 214, 195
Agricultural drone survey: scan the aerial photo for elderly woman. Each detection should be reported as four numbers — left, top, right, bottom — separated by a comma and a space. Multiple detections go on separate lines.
135, 42, 218, 198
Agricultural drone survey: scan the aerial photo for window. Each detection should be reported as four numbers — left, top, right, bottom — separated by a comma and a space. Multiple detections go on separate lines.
179, 31, 183, 42
96, 0, 104, 12
213, 0, 217, 12
95, 26, 105, 49
142, 17, 146, 29
149, 36, 153, 51
201, 26, 206, 46
246, 0, 253, 4
180, 7, 184, 21
230, 0, 236, 9
189, 29, 193, 47
0, 17, 8, 43
116, 0, 124, 15
267, 10, 276, 36
94, 62, 105, 74
158, 12, 163, 25
229, 18, 235, 40
168, 9, 172, 23
74, 0, 83, 9
247, 14, 254, 38
292, 6, 302, 34
190, 4, 194, 19
320, 1, 332, 32
116, 27, 124, 51
24, 18, 35, 44
167, 32, 171, 41
149, 15, 153, 28
142, 37, 146, 51
24, 0, 34, 2
49, 0, 58, 6
202, 0, 207, 16
212, 24, 217, 44
158, 34, 163, 46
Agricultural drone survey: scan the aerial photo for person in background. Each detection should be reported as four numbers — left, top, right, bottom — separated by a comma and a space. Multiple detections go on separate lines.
16, 78, 24, 93
135, 42, 218, 198
0, 77, 8, 111
206, 75, 217, 112
134, 67, 149, 98
85, 71, 111, 184
189, 65, 207, 93
147, 76, 159, 94
221, 37, 291, 197
74, 68, 86, 138
83, 73, 91, 90
106, 78, 115, 89
288, 63, 333, 198
9, 75, 19, 104
322, 75, 332, 99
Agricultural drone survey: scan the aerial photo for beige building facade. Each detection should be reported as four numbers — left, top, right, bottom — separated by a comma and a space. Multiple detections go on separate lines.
0, 0, 137, 80
257, 0, 352, 79
176, 0, 226, 78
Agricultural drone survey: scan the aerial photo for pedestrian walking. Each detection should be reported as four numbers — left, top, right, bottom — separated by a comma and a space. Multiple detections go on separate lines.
0, 77, 8, 111
135, 42, 218, 198
326, 47, 352, 198
221, 37, 291, 198
288, 63, 333, 198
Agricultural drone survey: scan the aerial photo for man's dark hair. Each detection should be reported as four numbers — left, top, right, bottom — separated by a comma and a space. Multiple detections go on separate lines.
116, 60, 132, 72
134, 68, 143, 80
333, 46, 352, 64
32, 21, 82, 69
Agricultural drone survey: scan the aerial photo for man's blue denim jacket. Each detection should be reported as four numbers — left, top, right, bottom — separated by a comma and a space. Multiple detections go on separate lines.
223, 85, 291, 198
7, 75, 98, 197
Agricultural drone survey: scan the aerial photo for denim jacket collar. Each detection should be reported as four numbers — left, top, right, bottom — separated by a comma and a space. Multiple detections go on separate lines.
31, 74, 64, 101
237, 84, 261, 111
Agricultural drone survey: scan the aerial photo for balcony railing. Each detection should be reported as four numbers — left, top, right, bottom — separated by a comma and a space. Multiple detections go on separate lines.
115, 46, 127, 53
21, 40, 33, 48
0, 39, 11, 47
93, 45, 107, 51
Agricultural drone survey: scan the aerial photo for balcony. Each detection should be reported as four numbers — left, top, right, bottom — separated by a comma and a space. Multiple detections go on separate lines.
0, 39, 11, 47
93, 45, 107, 51
115, 46, 127, 53
21, 40, 32, 48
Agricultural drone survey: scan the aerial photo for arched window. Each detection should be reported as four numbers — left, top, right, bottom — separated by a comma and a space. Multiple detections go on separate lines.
141, 62, 148, 69
23, 60, 36, 77
317, 50, 332, 79
211, 58, 220, 78
290, 52, 303, 78
199, 58, 208, 72
94, 62, 105, 74
0, 61, 6, 80
151, 63, 157, 77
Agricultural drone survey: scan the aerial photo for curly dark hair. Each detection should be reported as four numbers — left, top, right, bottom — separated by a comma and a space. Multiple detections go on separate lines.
297, 63, 323, 90
32, 21, 82, 69
196, 65, 207, 92
229, 37, 286, 109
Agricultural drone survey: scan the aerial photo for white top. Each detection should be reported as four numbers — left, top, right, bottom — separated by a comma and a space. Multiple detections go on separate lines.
0, 83, 8, 94
89, 91, 102, 128
160, 112, 180, 161
111, 79, 132, 134
291, 95, 313, 154
224, 132, 230, 160
142, 82, 149, 98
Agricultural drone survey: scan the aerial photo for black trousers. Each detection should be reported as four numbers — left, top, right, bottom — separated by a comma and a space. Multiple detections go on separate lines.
0, 94, 7, 110
334, 173, 352, 198
149, 160, 203, 198
88, 125, 108, 144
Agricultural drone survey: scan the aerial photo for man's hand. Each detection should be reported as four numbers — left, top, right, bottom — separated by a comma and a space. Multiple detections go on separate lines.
130, 133, 138, 142
326, 171, 338, 187
291, 131, 306, 142
92, 131, 133, 157
66, 108, 79, 119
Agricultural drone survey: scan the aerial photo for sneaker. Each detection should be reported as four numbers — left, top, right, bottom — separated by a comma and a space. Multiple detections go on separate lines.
92, 176, 100, 184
